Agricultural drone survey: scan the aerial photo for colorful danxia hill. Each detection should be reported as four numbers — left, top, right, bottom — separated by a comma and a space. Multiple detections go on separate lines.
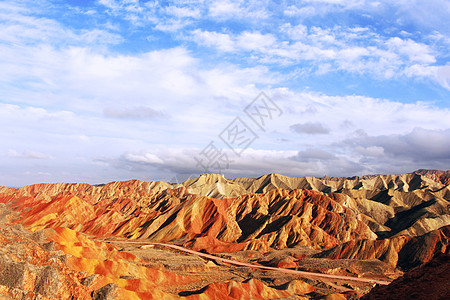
0, 170, 449, 299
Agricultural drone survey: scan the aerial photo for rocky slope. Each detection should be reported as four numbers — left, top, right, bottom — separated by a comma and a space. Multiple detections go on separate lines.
313, 225, 450, 270
184, 171, 448, 198
0, 170, 448, 299
0, 204, 306, 299
362, 253, 450, 300
0, 184, 378, 252
414, 169, 450, 185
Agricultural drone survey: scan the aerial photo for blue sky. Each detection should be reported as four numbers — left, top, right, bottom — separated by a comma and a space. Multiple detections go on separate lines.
1, 0, 449, 187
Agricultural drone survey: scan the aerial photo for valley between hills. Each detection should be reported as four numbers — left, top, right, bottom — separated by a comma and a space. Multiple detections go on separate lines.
0, 170, 449, 299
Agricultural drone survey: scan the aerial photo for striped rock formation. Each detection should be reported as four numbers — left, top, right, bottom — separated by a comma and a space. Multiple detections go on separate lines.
0, 170, 448, 299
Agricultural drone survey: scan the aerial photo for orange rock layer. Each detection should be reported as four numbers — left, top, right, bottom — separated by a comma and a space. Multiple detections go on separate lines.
314, 225, 450, 270
0, 185, 376, 253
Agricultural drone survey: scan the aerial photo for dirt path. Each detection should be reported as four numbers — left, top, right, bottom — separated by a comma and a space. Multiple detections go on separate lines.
106, 240, 391, 286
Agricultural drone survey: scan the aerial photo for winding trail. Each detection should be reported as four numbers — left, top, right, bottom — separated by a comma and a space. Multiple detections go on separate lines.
106, 240, 391, 286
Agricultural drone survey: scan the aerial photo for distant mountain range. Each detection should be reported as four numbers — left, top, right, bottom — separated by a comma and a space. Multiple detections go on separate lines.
0, 170, 448, 299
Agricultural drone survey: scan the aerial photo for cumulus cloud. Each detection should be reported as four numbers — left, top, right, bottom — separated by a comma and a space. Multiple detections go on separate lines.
386, 37, 436, 64
188, 25, 444, 85
327, 128, 450, 175
190, 29, 236, 52
109, 127, 450, 179
344, 128, 450, 161
105, 146, 365, 180
1, 0, 449, 186
122, 152, 164, 165
102, 148, 309, 179
89, 91, 450, 181
18, 0, 446, 88
290, 122, 330, 135
208, 0, 242, 18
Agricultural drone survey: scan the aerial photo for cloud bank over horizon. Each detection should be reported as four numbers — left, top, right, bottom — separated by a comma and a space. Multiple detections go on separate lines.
0, 0, 449, 187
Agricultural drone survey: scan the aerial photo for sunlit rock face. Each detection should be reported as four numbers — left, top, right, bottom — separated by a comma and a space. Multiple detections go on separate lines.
0, 183, 376, 252
0, 170, 448, 299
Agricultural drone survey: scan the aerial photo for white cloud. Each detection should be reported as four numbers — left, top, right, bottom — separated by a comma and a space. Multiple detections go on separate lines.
0, 104, 74, 122
7, 150, 54, 160
165, 5, 201, 18
436, 64, 450, 90
338, 128, 450, 174
154, 19, 192, 32
207, 0, 269, 20
191, 29, 235, 52
98, 0, 143, 15
338, 47, 369, 61
122, 152, 164, 164
386, 37, 436, 64
107, 146, 360, 179
109, 147, 303, 178
280, 23, 308, 40
208, 0, 242, 18
283, 0, 371, 18
284, 5, 316, 17
103, 106, 168, 119
1, 87, 450, 186
0, 4, 122, 47
188, 25, 444, 85
7, 0, 442, 88
0, 0, 449, 186
236, 31, 277, 51
96, 91, 450, 180
111, 126, 450, 179
190, 30, 277, 53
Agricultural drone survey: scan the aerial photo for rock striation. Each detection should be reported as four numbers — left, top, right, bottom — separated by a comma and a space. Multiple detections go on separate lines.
0, 185, 377, 253
0, 170, 448, 299
314, 225, 450, 270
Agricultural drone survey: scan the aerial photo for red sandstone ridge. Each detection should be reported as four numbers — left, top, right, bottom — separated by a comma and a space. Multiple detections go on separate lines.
313, 225, 450, 270
0, 171, 448, 299
0, 185, 376, 253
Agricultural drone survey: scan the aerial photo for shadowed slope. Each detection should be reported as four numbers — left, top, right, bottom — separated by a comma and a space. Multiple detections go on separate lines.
362, 253, 450, 300
0, 171, 448, 299
185, 172, 448, 198
0, 172, 448, 255
314, 225, 450, 270
0, 186, 376, 253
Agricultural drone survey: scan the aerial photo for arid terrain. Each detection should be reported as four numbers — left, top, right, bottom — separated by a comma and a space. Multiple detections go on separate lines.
0, 170, 449, 299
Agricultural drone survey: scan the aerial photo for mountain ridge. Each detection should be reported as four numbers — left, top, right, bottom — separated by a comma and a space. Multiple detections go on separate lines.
0, 170, 448, 299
